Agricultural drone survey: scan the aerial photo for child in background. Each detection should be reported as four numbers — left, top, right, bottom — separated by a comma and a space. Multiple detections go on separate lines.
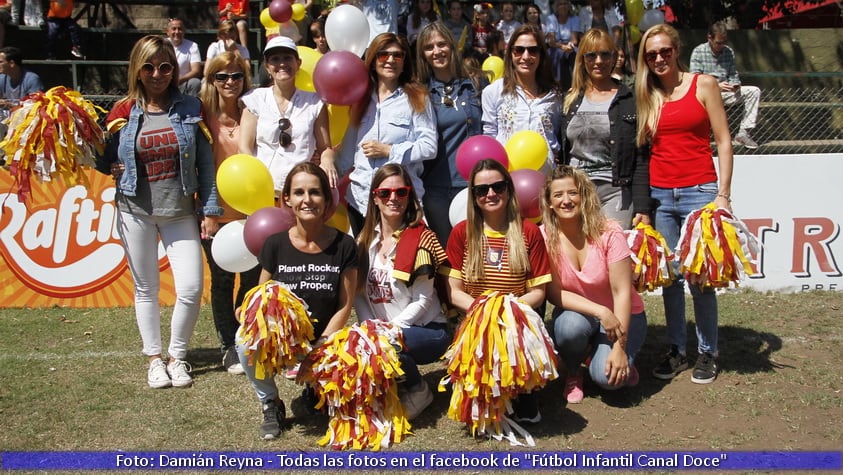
46, 0, 84, 59
219, 0, 249, 48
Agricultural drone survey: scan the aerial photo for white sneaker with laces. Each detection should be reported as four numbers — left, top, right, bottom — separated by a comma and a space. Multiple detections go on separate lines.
733, 131, 759, 149
167, 359, 193, 388
400, 380, 433, 420
148, 358, 171, 389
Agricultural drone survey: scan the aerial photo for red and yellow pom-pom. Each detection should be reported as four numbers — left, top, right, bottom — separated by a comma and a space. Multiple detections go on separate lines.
676, 203, 761, 288
1, 86, 106, 203
235, 281, 314, 380
439, 291, 557, 446
625, 222, 675, 291
301, 320, 410, 450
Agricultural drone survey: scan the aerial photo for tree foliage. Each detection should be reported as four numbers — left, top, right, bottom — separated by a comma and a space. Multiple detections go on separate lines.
613, 0, 830, 29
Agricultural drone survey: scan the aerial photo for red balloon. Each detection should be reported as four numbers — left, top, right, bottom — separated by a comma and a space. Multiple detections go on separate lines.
456, 135, 509, 180
268, 0, 292, 23
336, 170, 351, 205
511, 169, 545, 219
324, 187, 340, 222
313, 51, 370, 105
244, 206, 295, 256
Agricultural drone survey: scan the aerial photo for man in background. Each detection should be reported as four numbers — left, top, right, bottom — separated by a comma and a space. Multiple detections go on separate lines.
166, 17, 202, 96
691, 21, 761, 149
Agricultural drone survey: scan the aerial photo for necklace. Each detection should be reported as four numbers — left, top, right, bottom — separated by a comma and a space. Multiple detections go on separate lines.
484, 234, 508, 272
379, 237, 395, 261
220, 121, 239, 138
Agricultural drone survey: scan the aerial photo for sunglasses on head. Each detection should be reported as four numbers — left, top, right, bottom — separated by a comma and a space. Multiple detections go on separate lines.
644, 47, 674, 63
140, 62, 174, 76
214, 72, 245, 82
373, 186, 411, 199
512, 45, 540, 56
472, 180, 508, 197
584, 50, 614, 62
376, 50, 405, 62
278, 118, 292, 147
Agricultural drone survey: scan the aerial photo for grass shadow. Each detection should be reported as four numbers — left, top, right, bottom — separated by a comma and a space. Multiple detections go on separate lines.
187, 347, 224, 377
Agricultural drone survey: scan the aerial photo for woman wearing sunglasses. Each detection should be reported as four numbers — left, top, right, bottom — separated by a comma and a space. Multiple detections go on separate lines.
445, 159, 551, 423
196, 51, 259, 375
94, 35, 222, 389
635, 24, 733, 385
482, 24, 561, 172
339, 32, 436, 235
540, 165, 647, 404
415, 22, 485, 246
240, 35, 338, 195
353, 164, 450, 421
558, 28, 651, 230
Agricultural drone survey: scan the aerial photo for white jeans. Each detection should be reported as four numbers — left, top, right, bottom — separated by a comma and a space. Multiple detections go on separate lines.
118, 211, 203, 360
722, 85, 761, 131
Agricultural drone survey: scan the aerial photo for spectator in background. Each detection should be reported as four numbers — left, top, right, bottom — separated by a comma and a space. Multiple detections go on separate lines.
166, 17, 202, 97
495, 2, 521, 43
611, 46, 634, 88
0, 46, 42, 105
307, 17, 329, 54
521, 3, 542, 32
46, 0, 84, 59
218, 0, 249, 48
405, 0, 436, 46
544, 0, 579, 89
690, 21, 760, 150
0, 0, 10, 48
205, 20, 250, 77
443, 0, 472, 57
360, 0, 398, 44
578, 0, 620, 42
470, 2, 495, 62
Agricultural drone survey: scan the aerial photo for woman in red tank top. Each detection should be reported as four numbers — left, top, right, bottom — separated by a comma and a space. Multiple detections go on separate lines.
633, 24, 734, 385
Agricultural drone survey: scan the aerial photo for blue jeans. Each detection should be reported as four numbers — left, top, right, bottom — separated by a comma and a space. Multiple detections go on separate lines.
422, 186, 465, 247
553, 309, 647, 390
399, 322, 451, 388
651, 183, 720, 356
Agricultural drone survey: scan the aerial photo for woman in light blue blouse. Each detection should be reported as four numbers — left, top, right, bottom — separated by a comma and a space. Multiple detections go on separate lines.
339, 32, 437, 236
415, 21, 485, 246
481, 24, 562, 172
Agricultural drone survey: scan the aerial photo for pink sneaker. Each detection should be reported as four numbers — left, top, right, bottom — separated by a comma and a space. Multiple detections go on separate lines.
285, 363, 300, 380
564, 375, 584, 404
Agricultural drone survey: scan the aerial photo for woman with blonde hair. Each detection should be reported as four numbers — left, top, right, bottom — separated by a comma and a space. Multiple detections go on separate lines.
541, 165, 646, 404
559, 28, 651, 230
198, 51, 258, 374
94, 35, 221, 388
635, 24, 733, 385
339, 32, 436, 235
446, 158, 551, 422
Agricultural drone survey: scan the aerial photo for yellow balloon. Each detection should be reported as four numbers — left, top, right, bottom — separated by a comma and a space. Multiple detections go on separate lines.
481, 55, 504, 82
625, 0, 645, 26
217, 154, 275, 215
327, 104, 350, 147
291, 3, 306, 22
260, 8, 279, 29
326, 203, 350, 233
505, 131, 548, 171
629, 25, 641, 46
295, 46, 322, 92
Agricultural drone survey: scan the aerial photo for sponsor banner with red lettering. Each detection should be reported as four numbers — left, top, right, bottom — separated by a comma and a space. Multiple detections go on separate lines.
0, 169, 211, 307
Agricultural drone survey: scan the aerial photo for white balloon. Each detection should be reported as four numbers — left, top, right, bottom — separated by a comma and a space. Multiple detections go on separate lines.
211, 220, 259, 273
449, 188, 469, 228
638, 9, 666, 33
325, 4, 370, 57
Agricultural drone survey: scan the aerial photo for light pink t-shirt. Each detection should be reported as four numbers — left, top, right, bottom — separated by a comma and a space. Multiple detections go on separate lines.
542, 222, 645, 314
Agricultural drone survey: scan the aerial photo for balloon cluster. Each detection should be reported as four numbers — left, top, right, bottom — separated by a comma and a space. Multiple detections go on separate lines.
448, 133, 549, 226
210, 154, 349, 273
625, 0, 666, 44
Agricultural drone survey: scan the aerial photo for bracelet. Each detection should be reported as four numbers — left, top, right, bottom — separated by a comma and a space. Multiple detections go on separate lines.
717, 193, 732, 202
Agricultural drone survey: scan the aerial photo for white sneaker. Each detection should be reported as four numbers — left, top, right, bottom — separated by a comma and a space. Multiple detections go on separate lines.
733, 131, 759, 149
148, 358, 171, 389
400, 380, 433, 420
222, 347, 244, 375
167, 359, 193, 388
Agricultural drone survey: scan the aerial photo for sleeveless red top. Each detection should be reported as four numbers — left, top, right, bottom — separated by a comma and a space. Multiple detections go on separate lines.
649, 74, 717, 188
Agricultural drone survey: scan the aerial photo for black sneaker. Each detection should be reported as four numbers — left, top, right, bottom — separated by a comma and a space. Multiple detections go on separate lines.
691, 352, 718, 384
260, 399, 286, 440
511, 393, 541, 424
291, 386, 321, 418
652, 346, 689, 380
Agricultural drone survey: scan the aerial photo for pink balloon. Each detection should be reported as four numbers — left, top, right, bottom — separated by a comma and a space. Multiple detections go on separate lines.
268, 0, 292, 23
313, 51, 370, 105
511, 169, 545, 219
244, 206, 295, 256
456, 135, 509, 180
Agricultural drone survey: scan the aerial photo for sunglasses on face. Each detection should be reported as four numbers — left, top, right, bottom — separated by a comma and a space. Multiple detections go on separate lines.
373, 186, 411, 199
140, 62, 174, 76
472, 180, 508, 197
214, 72, 245, 82
376, 50, 405, 62
512, 45, 540, 56
278, 118, 292, 147
644, 47, 674, 63
584, 50, 614, 63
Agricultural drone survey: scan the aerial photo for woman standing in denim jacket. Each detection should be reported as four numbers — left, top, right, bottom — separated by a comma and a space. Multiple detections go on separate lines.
558, 29, 651, 230
95, 35, 222, 390
415, 22, 485, 246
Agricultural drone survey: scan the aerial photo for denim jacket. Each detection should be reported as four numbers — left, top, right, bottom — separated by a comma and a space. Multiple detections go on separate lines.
95, 90, 223, 217
558, 82, 652, 214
